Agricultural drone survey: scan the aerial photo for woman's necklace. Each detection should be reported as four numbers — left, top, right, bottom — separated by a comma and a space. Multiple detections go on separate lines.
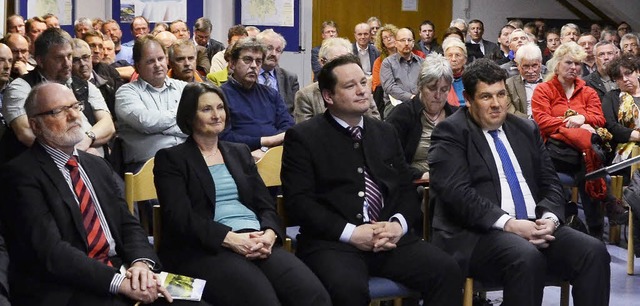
423, 109, 443, 125
201, 148, 219, 159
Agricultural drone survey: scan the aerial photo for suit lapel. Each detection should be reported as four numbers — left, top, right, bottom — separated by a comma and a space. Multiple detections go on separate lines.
276, 67, 285, 95
466, 113, 501, 200
514, 77, 528, 112
32, 144, 87, 246
184, 139, 217, 207
502, 120, 536, 193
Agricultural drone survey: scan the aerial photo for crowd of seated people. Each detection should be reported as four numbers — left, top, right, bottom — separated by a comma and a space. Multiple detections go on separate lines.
0, 9, 636, 305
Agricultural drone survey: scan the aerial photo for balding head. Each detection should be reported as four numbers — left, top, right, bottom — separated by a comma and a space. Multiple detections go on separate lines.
0, 43, 13, 83
155, 31, 177, 49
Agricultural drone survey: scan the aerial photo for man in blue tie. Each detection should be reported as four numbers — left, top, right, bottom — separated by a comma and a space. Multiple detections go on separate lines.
428, 58, 611, 306
282, 54, 462, 306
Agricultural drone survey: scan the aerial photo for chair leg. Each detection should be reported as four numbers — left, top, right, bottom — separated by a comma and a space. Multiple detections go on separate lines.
463, 277, 473, 306
629, 208, 635, 275
392, 298, 403, 306
560, 281, 570, 306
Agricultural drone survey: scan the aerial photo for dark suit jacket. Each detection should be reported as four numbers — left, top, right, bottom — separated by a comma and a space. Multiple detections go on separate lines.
0, 143, 158, 305
203, 38, 225, 62
385, 94, 457, 179
479, 39, 501, 61
428, 108, 564, 272
311, 46, 321, 81
153, 138, 284, 270
584, 70, 609, 101
352, 43, 380, 73
282, 112, 421, 255
601, 89, 631, 145
275, 66, 299, 114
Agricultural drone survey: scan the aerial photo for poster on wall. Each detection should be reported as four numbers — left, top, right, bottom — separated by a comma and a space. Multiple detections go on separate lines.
241, 0, 294, 27
120, 0, 187, 23
27, 0, 72, 25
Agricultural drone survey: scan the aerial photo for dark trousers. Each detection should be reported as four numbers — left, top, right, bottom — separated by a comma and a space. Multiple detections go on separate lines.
298, 239, 463, 306
469, 226, 610, 306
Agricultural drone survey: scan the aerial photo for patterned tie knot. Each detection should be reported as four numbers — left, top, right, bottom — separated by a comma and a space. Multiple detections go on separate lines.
66, 156, 79, 169
348, 126, 362, 140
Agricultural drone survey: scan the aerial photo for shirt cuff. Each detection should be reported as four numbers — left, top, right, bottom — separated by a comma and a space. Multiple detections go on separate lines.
541, 212, 559, 224
339, 223, 356, 243
493, 214, 514, 230
109, 273, 126, 294
389, 213, 408, 235
131, 258, 157, 271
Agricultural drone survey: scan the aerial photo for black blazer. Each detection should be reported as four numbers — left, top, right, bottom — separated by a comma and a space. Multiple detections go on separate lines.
352, 43, 381, 72
153, 138, 283, 269
428, 108, 564, 272
385, 94, 457, 179
601, 89, 631, 145
0, 143, 157, 305
584, 70, 609, 101
282, 112, 421, 255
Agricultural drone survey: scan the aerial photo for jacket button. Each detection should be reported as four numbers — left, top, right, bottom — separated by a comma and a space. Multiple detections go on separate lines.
356, 213, 363, 219
358, 191, 365, 197
357, 167, 363, 173
353, 143, 360, 149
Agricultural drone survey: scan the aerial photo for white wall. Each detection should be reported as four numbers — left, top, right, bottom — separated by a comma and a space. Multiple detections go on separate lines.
452, 0, 640, 43
76, 0, 108, 21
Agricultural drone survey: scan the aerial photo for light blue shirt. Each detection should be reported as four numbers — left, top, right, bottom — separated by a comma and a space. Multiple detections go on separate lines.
259, 68, 278, 92
115, 77, 188, 163
115, 44, 134, 65
210, 164, 260, 231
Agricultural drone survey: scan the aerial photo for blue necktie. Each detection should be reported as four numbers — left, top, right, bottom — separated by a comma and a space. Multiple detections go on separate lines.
488, 130, 528, 219
348, 126, 383, 221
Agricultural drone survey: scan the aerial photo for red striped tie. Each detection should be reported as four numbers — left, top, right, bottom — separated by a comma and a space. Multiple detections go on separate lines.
66, 156, 112, 266
348, 126, 384, 221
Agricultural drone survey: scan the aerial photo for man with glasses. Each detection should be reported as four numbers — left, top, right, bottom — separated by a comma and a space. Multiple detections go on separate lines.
256, 29, 299, 114
3, 33, 34, 78
585, 41, 620, 101
311, 20, 338, 81
115, 35, 187, 172
380, 28, 423, 118
220, 37, 294, 160
367, 17, 381, 44
0, 82, 175, 305
505, 42, 546, 118
1, 28, 115, 164
578, 33, 598, 77
620, 33, 640, 57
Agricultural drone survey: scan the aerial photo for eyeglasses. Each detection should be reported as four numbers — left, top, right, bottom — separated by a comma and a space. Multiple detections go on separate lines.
596, 51, 616, 58
382, 36, 395, 41
72, 54, 91, 64
34, 101, 84, 118
397, 38, 415, 44
240, 56, 263, 66
371, 27, 380, 30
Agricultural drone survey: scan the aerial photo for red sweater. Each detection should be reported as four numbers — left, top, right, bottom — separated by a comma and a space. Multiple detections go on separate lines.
531, 75, 605, 139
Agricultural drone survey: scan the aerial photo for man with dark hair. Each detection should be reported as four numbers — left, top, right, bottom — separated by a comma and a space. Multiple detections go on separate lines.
1, 28, 115, 163
416, 20, 443, 56
311, 20, 338, 81
0, 82, 172, 305
282, 53, 462, 306
209, 24, 248, 73
467, 19, 500, 60
429, 58, 611, 306
115, 35, 187, 171
193, 17, 225, 62
122, 16, 150, 48
43, 13, 60, 28
25, 16, 47, 58
578, 33, 598, 76
102, 20, 134, 65
220, 37, 294, 160
496, 24, 515, 64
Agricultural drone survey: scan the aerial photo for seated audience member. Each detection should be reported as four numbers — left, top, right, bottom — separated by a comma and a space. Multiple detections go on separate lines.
256, 29, 299, 114
153, 82, 331, 306
311, 20, 338, 81
617, 21, 632, 39
210, 25, 248, 73
505, 42, 546, 118
416, 20, 443, 56
3, 33, 33, 79
282, 54, 463, 306
380, 28, 423, 117
43, 14, 59, 28
450, 18, 467, 34
442, 26, 465, 42
193, 17, 225, 63
25, 17, 47, 57
496, 24, 516, 64
294, 37, 380, 123
169, 19, 210, 74
0, 44, 11, 126
74, 17, 93, 39
585, 41, 620, 101
115, 35, 188, 171
429, 58, 611, 306
601, 55, 640, 163
219, 37, 294, 159
560, 23, 580, 43
151, 22, 168, 36
542, 28, 560, 64
167, 39, 204, 82
590, 23, 602, 41
532, 42, 612, 238
578, 33, 598, 76
442, 37, 467, 106
92, 17, 104, 32
1, 28, 115, 163
206, 48, 232, 86
620, 33, 640, 56
352, 23, 379, 76
83, 31, 125, 113
6, 14, 25, 35
386, 54, 457, 180
467, 19, 501, 61
500, 29, 529, 77
123, 16, 150, 47
371, 24, 399, 92
0, 82, 173, 306
102, 19, 133, 65
155, 31, 177, 49
245, 26, 261, 38
367, 16, 381, 44
601, 29, 620, 48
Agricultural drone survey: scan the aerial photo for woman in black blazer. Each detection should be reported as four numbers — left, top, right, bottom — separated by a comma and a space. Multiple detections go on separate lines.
154, 82, 330, 306
386, 53, 457, 180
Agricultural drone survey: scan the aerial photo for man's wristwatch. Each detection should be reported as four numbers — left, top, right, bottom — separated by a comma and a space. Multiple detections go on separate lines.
260, 146, 269, 152
545, 217, 560, 230
85, 130, 96, 145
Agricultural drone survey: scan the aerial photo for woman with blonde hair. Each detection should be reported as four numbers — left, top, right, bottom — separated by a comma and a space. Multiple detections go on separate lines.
371, 24, 399, 91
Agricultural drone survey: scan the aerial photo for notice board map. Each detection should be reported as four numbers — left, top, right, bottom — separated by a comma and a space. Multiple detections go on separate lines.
241, 0, 294, 27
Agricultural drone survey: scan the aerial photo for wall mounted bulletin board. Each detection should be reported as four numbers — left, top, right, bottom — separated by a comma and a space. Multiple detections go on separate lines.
19, 0, 75, 35
111, 0, 203, 44
234, 0, 301, 52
